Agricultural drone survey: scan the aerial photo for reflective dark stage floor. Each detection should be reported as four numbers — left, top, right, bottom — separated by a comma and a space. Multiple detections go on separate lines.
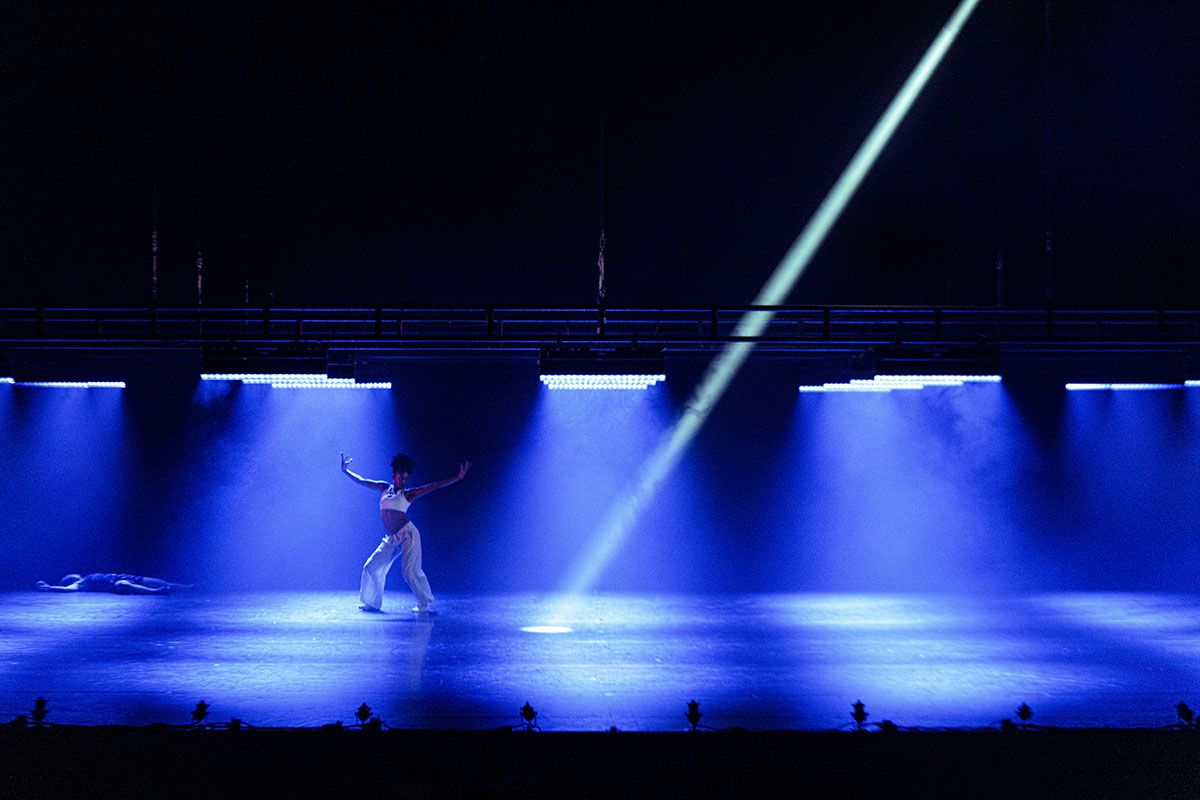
3, 591, 1198, 731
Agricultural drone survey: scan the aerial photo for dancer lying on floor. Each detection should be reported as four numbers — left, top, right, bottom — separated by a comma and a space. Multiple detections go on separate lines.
341, 451, 470, 614
36, 574, 192, 595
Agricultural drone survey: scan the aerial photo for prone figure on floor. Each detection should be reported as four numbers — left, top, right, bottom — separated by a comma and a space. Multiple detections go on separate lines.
36, 573, 192, 595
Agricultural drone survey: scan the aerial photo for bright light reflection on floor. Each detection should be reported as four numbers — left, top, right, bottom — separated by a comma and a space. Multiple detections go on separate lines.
763, 594, 982, 628
520, 625, 573, 634
1034, 593, 1200, 660
772, 594, 1134, 727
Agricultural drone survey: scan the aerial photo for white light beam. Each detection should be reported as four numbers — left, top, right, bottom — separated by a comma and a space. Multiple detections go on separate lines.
552, 0, 983, 607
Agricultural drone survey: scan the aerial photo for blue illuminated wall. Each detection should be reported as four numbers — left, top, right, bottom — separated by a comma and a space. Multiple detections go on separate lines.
3, 359, 1200, 593
0, 384, 131, 587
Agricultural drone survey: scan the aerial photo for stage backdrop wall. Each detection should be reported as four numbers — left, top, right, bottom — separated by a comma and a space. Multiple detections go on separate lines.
2, 359, 1198, 593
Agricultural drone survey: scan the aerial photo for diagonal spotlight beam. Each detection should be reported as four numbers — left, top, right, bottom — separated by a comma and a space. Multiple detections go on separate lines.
554, 0, 983, 603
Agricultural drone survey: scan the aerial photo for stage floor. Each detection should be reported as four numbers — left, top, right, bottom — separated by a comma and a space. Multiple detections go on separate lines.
2, 591, 1197, 731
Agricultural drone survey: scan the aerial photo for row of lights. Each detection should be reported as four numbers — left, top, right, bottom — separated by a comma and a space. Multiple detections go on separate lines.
200, 373, 392, 389
8, 375, 1200, 392
798, 375, 1003, 392
802, 377, 1200, 393
0, 376, 392, 390
0, 373, 663, 391
0, 377, 126, 388
1065, 382, 1200, 391
538, 374, 666, 390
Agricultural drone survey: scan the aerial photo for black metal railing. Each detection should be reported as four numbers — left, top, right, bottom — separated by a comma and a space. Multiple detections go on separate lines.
1, 306, 1199, 353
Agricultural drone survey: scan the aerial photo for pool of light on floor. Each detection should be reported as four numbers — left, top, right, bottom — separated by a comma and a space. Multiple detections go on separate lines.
520, 625, 573, 634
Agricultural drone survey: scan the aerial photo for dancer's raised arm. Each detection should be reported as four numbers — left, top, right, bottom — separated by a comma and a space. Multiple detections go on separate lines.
340, 453, 390, 492
406, 461, 471, 501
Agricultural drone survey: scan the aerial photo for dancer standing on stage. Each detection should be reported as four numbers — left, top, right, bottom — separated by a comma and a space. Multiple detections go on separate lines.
341, 452, 470, 614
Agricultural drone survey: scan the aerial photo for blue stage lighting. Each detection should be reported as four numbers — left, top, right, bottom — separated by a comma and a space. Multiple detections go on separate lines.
184, 384, 401, 590
1065, 383, 1184, 391
539, 347, 666, 390
268, 379, 391, 389
201, 373, 329, 383
539, 374, 665, 391
801, 375, 1002, 392
6, 380, 126, 389
200, 373, 391, 389
874, 375, 1002, 384
799, 383, 895, 393
851, 378, 956, 386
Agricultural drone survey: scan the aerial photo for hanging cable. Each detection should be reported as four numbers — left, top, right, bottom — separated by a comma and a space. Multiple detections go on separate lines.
994, 155, 1004, 307
1042, 0, 1054, 305
149, 5, 161, 306
597, 230, 606, 306
595, 1, 607, 308
195, 167, 204, 306
151, 135, 159, 304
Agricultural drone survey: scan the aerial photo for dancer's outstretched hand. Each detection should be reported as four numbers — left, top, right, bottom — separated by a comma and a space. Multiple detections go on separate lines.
341, 452, 353, 471
457, 461, 471, 480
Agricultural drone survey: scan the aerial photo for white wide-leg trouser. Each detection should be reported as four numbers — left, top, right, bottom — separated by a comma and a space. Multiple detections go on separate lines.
359, 524, 434, 611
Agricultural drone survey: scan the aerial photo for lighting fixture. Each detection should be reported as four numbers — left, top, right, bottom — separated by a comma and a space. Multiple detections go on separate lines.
539, 347, 666, 390
800, 375, 1002, 392
201, 373, 390, 389
2, 379, 125, 389
1065, 383, 1184, 391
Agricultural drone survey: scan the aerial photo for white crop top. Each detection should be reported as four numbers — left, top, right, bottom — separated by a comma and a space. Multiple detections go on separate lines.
380, 486, 413, 535
380, 487, 412, 512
